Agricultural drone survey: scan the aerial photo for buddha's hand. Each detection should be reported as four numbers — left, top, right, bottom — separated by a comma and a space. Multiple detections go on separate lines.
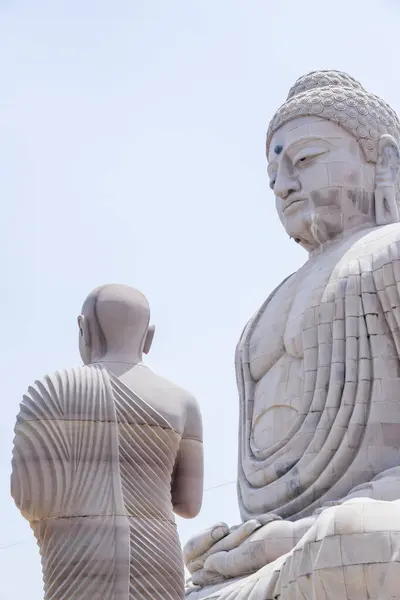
183, 514, 282, 587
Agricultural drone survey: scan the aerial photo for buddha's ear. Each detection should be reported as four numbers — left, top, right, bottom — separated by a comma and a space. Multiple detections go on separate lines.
143, 324, 155, 354
77, 314, 91, 348
375, 134, 400, 225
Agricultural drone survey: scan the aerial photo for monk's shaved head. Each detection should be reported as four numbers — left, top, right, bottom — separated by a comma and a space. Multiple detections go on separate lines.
78, 284, 152, 364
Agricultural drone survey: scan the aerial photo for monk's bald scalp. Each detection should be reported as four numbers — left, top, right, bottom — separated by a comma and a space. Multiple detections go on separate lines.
81, 284, 150, 360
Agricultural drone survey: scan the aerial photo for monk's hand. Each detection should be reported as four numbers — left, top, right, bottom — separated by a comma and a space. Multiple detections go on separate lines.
184, 514, 282, 587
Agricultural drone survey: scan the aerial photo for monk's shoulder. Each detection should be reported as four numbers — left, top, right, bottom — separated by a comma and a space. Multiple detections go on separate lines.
128, 365, 201, 438
134, 364, 195, 403
17, 365, 104, 423
166, 377, 201, 434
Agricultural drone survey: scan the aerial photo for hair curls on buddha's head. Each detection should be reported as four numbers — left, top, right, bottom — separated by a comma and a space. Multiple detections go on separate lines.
266, 70, 400, 211
267, 70, 400, 162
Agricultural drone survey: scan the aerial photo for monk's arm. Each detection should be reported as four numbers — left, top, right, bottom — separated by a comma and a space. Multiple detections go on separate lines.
172, 396, 204, 519
11, 385, 61, 521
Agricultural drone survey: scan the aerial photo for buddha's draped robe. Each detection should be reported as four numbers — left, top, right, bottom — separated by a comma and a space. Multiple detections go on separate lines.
11, 364, 184, 600
237, 224, 400, 522
184, 225, 400, 600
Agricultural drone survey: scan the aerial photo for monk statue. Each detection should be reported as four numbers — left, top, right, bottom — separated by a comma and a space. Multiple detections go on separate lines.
11, 284, 203, 600
184, 70, 400, 599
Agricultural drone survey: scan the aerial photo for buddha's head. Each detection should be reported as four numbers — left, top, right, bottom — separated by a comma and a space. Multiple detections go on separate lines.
77, 284, 155, 365
267, 70, 400, 251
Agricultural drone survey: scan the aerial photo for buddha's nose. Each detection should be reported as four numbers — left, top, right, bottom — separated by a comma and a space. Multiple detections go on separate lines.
274, 167, 301, 200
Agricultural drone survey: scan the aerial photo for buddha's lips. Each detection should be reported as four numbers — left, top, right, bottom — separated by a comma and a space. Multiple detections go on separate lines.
283, 197, 306, 212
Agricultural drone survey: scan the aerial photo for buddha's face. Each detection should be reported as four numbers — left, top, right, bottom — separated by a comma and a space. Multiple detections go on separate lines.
267, 116, 376, 251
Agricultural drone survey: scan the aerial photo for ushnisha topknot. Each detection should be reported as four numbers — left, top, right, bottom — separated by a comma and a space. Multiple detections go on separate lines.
266, 69, 400, 164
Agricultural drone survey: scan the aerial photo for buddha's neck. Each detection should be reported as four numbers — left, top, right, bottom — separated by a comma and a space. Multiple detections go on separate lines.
308, 223, 377, 259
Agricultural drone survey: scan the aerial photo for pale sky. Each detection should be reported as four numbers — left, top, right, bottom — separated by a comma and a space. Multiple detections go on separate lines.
1, 1, 399, 597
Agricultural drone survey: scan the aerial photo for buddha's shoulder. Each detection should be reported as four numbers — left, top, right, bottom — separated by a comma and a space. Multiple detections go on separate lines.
17, 365, 107, 423
348, 224, 400, 261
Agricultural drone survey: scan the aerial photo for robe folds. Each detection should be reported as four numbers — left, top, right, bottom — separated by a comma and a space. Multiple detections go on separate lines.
237, 224, 400, 522
184, 225, 400, 600
11, 364, 184, 600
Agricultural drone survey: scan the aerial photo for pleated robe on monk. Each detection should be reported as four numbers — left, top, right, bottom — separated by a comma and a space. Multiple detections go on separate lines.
11, 364, 185, 600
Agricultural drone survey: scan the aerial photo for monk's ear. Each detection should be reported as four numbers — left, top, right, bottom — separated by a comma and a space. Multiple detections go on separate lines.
143, 324, 155, 354
375, 134, 400, 225
77, 315, 91, 348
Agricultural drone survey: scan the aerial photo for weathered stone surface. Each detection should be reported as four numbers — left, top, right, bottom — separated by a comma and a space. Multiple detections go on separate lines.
185, 70, 400, 599
11, 284, 204, 599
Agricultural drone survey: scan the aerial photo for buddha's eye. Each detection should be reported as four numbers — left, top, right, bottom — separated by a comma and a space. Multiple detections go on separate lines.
294, 149, 328, 168
295, 155, 312, 167
269, 178, 276, 190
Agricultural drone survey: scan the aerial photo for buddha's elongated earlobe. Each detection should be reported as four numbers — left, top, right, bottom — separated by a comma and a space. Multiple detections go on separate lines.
375, 135, 400, 225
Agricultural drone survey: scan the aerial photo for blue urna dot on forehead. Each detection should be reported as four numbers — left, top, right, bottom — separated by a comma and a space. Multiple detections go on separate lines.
274, 144, 283, 155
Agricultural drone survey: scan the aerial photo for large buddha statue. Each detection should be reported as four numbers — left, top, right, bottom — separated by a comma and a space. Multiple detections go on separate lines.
184, 71, 400, 599
11, 284, 203, 599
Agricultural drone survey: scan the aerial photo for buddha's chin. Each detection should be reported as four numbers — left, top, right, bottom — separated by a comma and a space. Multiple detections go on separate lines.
281, 207, 345, 250
280, 210, 315, 246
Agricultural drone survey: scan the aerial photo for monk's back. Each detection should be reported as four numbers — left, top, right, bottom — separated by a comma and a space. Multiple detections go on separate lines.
108, 364, 189, 521
12, 364, 189, 599
106, 365, 190, 598
12, 283, 203, 600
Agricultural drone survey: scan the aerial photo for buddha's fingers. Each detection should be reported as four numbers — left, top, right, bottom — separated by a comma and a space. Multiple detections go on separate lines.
190, 567, 226, 587
185, 558, 204, 574
187, 520, 264, 575
203, 519, 262, 555
204, 541, 266, 579
257, 512, 282, 526
183, 523, 229, 565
